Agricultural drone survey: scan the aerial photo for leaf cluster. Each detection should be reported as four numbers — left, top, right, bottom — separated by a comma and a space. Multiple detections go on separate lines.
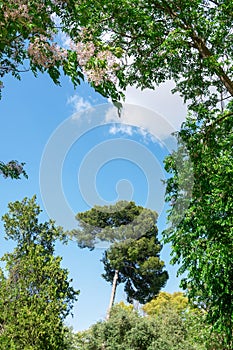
0, 160, 27, 179
164, 108, 233, 345
70, 0, 233, 106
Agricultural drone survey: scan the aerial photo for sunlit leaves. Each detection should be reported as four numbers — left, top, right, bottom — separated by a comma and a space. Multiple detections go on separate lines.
69, 0, 233, 106
164, 108, 233, 346
75, 299, 223, 350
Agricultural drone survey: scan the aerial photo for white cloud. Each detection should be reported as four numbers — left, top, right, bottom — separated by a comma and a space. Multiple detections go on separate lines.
105, 81, 187, 144
50, 13, 61, 26
108, 123, 160, 145
66, 81, 187, 146
59, 31, 72, 49
67, 95, 93, 118
104, 102, 176, 147
109, 124, 133, 136
124, 81, 187, 131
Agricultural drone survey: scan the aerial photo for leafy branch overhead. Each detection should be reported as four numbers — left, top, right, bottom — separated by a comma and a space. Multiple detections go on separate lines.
0, 0, 123, 100
2, 1, 233, 107
67, 0, 233, 109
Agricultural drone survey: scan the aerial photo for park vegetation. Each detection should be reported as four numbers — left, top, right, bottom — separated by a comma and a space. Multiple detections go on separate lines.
0, 0, 232, 348
71, 293, 226, 350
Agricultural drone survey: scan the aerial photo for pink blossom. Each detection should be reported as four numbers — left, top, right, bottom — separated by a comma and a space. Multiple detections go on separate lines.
70, 40, 120, 85
3, 0, 30, 21
28, 36, 67, 68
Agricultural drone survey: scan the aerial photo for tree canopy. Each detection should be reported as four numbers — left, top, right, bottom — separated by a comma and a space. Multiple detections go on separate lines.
67, 0, 233, 108
71, 201, 168, 309
1, 1, 233, 106
0, 0, 80, 92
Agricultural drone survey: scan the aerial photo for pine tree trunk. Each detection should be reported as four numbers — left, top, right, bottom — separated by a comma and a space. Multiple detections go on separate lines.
106, 269, 119, 320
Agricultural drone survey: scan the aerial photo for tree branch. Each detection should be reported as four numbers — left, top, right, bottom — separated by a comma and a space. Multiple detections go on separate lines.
204, 112, 233, 136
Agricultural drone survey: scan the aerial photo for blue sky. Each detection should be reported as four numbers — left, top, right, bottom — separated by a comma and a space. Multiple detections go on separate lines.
0, 70, 187, 331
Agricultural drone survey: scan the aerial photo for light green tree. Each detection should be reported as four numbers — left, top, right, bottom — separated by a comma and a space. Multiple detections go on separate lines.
143, 292, 226, 350
0, 196, 79, 349
142, 291, 189, 316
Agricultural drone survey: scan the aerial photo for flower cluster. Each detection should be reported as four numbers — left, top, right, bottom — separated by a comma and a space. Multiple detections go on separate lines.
0, 161, 27, 179
3, 0, 31, 21
71, 40, 119, 86
28, 36, 67, 68
1, 2, 119, 86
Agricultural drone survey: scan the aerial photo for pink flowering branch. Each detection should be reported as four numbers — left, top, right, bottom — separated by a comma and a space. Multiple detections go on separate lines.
28, 36, 68, 68
70, 39, 120, 86
0, 0, 122, 99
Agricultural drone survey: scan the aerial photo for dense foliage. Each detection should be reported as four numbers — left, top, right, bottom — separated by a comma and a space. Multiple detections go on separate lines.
4, 0, 233, 106
0, 197, 79, 349
71, 201, 168, 308
164, 108, 233, 346
75, 294, 224, 350
0, 0, 80, 93
0, 0, 123, 100
67, 0, 233, 108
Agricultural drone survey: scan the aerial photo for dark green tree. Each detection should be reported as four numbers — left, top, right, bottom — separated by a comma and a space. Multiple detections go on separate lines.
102, 234, 168, 305
0, 196, 79, 349
71, 201, 168, 315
